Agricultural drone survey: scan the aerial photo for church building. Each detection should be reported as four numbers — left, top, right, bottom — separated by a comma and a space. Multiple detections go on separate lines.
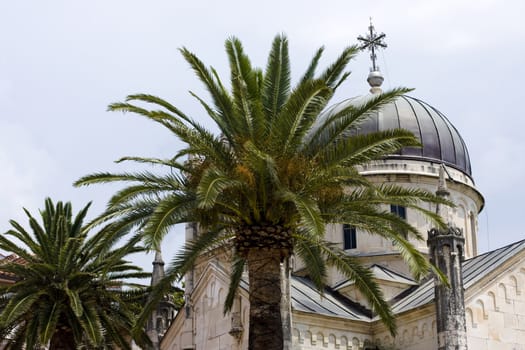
157, 24, 525, 350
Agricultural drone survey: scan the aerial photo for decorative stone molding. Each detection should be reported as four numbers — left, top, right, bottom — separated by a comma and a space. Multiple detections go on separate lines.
291, 327, 372, 349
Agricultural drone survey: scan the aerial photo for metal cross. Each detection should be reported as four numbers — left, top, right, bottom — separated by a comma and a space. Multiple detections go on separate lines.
357, 19, 387, 71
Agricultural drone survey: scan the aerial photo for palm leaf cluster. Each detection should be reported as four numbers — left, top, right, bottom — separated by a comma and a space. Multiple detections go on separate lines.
76, 35, 449, 345
0, 198, 151, 349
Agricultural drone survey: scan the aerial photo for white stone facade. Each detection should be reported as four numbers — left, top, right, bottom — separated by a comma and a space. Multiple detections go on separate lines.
465, 262, 525, 349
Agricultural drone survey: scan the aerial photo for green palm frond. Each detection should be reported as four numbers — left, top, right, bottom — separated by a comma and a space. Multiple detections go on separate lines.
179, 47, 235, 137
79, 303, 103, 346
1, 293, 40, 326
279, 191, 324, 237
40, 303, 60, 344
170, 228, 230, 277
0, 198, 150, 348
322, 246, 396, 336
125, 93, 193, 124
225, 36, 261, 141
298, 46, 324, 85
197, 167, 239, 209
321, 129, 420, 168
73, 35, 455, 342
0, 231, 35, 261
115, 155, 186, 168
305, 87, 411, 155
318, 45, 359, 88
141, 193, 195, 249
224, 256, 246, 314
292, 233, 327, 290
271, 79, 331, 155
25, 317, 40, 350
263, 34, 291, 120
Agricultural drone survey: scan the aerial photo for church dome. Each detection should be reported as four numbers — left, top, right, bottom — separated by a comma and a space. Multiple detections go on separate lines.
330, 95, 472, 176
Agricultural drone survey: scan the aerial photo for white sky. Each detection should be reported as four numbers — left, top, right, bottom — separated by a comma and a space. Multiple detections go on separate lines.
1, 0, 524, 273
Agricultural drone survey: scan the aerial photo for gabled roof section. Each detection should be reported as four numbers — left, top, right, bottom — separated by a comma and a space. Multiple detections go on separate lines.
332, 264, 417, 291
291, 276, 371, 321
462, 239, 525, 289
391, 239, 525, 315
291, 239, 525, 322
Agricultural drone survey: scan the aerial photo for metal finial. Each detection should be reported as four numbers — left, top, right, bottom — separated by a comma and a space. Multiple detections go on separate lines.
358, 19, 387, 93
357, 18, 387, 72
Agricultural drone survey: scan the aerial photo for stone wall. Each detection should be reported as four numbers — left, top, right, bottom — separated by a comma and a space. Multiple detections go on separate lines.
373, 306, 438, 350
465, 263, 525, 349
291, 313, 372, 350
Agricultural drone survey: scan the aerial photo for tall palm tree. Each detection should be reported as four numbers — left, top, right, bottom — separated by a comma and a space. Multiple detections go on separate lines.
75, 35, 448, 350
0, 198, 152, 349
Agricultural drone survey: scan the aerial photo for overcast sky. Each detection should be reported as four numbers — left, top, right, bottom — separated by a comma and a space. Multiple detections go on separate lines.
1, 0, 524, 273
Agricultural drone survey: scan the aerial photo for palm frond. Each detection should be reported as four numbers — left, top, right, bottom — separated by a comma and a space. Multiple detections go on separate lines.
318, 45, 359, 89
223, 256, 246, 314
263, 34, 291, 120
292, 233, 327, 290
169, 228, 230, 278
298, 46, 324, 85
141, 193, 195, 249
179, 47, 235, 136
322, 246, 397, 336
270, 79, 331, 155
304, 87, 411, 155
197, 167, 240, 209
125, 93, 193, 124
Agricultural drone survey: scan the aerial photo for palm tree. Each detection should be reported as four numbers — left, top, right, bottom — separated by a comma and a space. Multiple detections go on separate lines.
0, 198, 152, 349
75, 35, 448, 350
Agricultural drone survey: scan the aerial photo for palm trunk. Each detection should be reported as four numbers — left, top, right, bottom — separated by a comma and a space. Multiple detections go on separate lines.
49, 329, 75, 350
247, 248, 283, 350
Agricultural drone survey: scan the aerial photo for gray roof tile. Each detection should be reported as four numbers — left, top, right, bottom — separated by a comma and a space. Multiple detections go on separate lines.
291, 239, 525, 320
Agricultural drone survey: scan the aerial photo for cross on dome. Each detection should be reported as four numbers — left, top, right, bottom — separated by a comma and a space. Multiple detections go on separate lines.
357, 18, 387, 72
357, 19, 387, 93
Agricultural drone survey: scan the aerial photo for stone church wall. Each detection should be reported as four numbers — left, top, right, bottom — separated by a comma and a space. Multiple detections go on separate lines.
291, 313, 372, 350
465, 263, 525, 350
372, 306, 438, 350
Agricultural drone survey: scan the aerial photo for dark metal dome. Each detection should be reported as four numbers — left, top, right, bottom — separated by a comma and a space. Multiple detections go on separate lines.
335, 95, 472, 176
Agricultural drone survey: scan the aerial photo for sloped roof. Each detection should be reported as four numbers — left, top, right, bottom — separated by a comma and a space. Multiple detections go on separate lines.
291, 276, 371, 321
391, 238, 525, 315
291, 239, 525, 320
332, 264, 417, 291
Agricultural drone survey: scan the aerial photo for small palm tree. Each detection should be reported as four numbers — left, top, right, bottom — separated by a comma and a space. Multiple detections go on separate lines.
0, 198, 152, 349
76, 35, 448, 350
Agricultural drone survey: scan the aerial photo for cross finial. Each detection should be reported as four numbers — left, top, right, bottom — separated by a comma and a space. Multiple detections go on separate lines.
357, 18, 387, 72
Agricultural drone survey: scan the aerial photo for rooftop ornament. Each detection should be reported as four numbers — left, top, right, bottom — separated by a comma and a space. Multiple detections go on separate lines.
357, 19, 387, 93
